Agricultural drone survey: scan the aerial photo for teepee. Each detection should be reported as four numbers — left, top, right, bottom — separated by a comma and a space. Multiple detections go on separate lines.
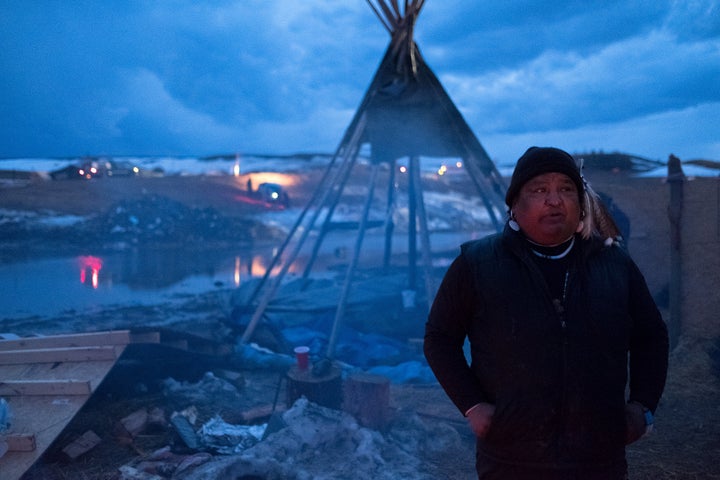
239, 0, 506, 357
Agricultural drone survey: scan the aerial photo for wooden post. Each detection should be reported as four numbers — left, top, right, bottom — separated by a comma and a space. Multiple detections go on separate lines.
383, 159, 397, 272
343, 373, 391, 430
407, 156, 418, 289
667, 154, 685, 350
286, 364, 342, 410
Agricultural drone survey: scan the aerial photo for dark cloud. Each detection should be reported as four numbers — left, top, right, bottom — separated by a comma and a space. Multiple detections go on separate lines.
0, 0, 718, 161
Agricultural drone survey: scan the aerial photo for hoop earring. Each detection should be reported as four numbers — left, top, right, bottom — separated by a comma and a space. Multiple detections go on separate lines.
509, 212, 520, 231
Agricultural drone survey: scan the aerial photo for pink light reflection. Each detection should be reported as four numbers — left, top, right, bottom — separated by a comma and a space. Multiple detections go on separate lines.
78, 255, 103, 289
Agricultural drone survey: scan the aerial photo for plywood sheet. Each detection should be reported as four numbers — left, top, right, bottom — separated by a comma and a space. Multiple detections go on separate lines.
0, 334, 128, 480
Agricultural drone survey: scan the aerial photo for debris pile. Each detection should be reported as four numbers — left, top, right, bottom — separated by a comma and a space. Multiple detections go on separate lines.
126, 397, 467, 480
79, 196, 274, 246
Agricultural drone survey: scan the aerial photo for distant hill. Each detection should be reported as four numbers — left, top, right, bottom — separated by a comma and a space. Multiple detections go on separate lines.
684, 159, 720, 171
573, 152, 664, 172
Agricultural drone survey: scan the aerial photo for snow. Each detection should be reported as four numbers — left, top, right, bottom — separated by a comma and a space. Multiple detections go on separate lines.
173, 397, 465, 480
0, 155, 333, 177
3, 154, 717, 178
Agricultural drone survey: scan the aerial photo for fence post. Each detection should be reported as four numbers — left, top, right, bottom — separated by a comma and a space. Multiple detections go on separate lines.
667, 154, 685, 350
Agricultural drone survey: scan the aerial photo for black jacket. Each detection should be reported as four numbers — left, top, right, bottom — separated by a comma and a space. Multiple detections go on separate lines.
424, 225, 668, 469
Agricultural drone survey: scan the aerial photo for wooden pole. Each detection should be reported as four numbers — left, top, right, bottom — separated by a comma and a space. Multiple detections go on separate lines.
301, 152, 359, 281
383, 160, 397, 272
667, 154, 685, 350
407, 156, 418, 289
240, 114, 367, 344
326, 163, 381, 359
410, 156, 436, 309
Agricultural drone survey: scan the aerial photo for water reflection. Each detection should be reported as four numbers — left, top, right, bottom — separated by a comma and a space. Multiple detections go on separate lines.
0, 246, 286, 319
78, 255, 102, 289
0, 231, 476, 320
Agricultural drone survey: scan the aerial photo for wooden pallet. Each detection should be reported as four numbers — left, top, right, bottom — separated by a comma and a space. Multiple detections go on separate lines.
0, 329, 230, 480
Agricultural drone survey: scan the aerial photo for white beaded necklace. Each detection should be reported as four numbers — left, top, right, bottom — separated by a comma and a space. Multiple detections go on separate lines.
531, 237, 576, 260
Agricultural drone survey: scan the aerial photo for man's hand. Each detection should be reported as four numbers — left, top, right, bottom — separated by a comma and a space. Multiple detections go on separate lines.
625, 402, 647, 445
466, 402, 496, 438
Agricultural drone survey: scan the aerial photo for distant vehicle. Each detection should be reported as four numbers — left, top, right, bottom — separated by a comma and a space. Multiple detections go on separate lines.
77, 160, 105, 179
105, 161, 140, 177
50, 158, 140, 180
257, 182, 289, 206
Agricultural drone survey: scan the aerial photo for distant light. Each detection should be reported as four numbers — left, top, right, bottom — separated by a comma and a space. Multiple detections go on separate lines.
78, 255, 103, 289
438, 165, 447, 176
133, 166, 140, 173
399, 166, 407, 173
234, 256, 241, 286
456, 161, 463, 168
270, 191, 279, 200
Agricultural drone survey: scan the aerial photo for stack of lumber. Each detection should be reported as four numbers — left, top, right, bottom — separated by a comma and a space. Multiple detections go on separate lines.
0, 329, 231, 480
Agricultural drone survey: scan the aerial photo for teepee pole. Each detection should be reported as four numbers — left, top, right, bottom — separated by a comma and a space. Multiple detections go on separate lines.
407, 156, 418, 289
240, 115, 367, 344
366, 1, 393, 33
327, 162, 381, 359
301, 147, 360, 281
410, 155, 436, 308
243, 149, 342, 307
383, 159, 397, 271
300, 116, 367, 281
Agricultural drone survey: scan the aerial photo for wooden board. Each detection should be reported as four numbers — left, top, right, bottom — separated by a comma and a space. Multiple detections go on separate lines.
0, 328, 232, 480
0, 331, 136, 480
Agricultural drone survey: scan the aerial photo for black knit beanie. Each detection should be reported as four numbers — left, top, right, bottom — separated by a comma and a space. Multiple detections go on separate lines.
505, 146, 584, 207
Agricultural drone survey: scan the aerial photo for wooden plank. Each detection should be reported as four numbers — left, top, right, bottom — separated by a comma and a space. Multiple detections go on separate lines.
0, 434, 37, 452
0, 350, 125, 387
61, 430, 101, 460
0, 355, 121, 480
0, 346, 119, 365
0, 331, 132, 351
0, 379, 92, 396
129, 331, 161, 344
240, 404, 285, 423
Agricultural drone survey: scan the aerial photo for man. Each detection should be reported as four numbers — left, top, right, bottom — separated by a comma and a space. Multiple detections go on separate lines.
424, 146, 669, 479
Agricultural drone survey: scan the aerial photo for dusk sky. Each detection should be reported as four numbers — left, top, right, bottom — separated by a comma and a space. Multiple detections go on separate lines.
1, 1, 718, 164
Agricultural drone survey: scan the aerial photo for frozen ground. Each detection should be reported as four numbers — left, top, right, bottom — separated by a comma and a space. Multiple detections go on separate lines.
3, 154, 719, 479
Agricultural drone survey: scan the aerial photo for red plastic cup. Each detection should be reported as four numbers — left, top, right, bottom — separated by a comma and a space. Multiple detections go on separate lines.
294, 346, 310, 370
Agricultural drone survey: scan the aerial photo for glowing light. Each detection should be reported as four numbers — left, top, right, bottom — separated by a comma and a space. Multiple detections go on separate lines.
234, 256, 241, 286
437, 165, 448, 176
456, 161, 463, 168
234, 153, 242, 177
250, 253, 292, 277
133, 166, 140, 173
247, 172, 296, 187
399, 166, 407, 173
78, 255, 103, 289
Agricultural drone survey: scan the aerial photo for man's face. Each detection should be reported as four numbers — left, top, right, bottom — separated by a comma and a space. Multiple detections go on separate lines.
512, 172, 582, 246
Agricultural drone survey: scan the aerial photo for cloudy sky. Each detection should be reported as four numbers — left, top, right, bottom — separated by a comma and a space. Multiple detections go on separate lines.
1, 1, 718, 164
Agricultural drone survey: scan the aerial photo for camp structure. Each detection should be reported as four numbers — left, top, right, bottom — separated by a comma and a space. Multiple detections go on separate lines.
237, 0, 506, 357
